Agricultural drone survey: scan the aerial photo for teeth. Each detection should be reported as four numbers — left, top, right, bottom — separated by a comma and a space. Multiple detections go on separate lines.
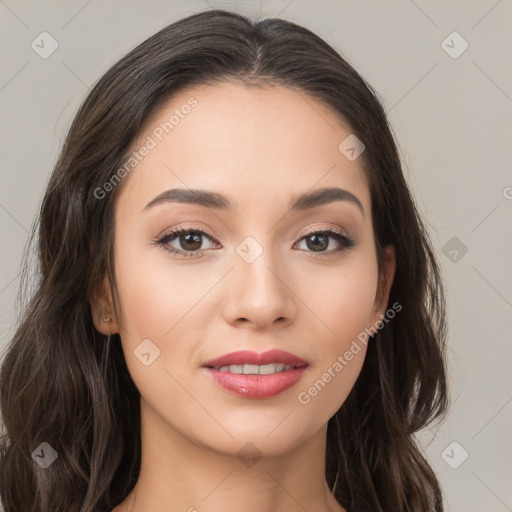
244, 364, 260, 375
216, 363, 293, 374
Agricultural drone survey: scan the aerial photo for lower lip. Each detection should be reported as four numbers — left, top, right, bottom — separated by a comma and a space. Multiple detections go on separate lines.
203, 366, 308, 399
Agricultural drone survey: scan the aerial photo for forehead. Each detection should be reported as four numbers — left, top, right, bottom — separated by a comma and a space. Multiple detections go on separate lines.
120, 81, 370, 216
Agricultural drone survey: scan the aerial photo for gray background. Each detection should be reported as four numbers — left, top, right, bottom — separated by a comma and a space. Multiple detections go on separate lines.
1, 1, 511, 510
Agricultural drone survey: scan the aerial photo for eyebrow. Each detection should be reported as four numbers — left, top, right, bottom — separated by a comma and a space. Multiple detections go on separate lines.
143, 186, 364, 217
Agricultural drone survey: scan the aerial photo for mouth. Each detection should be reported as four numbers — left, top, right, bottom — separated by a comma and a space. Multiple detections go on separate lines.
202, 349, 309, 399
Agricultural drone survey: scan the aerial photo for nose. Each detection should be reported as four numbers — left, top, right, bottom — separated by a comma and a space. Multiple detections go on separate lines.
222, 250, 297, 330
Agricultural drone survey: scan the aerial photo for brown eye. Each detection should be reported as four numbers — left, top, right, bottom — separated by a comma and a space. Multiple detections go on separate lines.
304, 233, 329, 251
295, 228, 355, 255
175, 231, 203, 251
153, 227, 219, 257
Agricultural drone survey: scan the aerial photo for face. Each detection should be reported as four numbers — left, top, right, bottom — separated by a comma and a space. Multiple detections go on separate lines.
92, 81, 395, 457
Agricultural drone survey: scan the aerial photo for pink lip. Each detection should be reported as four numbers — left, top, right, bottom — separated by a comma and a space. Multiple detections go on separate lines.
202, 349, 308, 368
202, 349, 309, 399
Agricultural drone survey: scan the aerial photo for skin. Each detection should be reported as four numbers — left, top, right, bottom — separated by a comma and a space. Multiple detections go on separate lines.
90, 81, 395, 512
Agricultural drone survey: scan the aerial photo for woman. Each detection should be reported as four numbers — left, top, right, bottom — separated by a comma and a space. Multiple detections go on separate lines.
0, 8, 448, 512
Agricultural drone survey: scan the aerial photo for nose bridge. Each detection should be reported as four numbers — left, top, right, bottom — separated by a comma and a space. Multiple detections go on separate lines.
222, 234, 295, 328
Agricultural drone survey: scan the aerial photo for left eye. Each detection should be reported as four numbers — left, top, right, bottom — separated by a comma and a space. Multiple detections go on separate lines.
294, 229, 354, 253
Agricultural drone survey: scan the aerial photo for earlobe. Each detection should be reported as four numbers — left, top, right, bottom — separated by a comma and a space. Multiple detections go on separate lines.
89, 274, 119, 335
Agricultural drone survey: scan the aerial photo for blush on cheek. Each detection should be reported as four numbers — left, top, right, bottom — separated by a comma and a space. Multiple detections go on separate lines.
301, 268, 378, 343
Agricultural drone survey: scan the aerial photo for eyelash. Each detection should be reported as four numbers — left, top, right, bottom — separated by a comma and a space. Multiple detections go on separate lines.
151, 226, 355, 258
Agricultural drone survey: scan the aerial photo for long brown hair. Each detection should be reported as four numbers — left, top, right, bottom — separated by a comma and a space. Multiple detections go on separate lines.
0, 9, 448, 512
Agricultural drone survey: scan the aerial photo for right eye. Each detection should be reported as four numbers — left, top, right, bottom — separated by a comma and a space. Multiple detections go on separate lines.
152, 226, 221, 257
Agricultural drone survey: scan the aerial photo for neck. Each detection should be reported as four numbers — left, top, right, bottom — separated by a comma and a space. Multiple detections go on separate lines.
114, 398, 345, 512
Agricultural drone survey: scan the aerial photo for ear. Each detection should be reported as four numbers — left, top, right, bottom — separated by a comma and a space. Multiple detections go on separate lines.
89, 273, 119, 335
371, 244, 396, 321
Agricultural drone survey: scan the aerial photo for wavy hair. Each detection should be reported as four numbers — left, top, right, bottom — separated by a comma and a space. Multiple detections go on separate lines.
0, 8, 448, 512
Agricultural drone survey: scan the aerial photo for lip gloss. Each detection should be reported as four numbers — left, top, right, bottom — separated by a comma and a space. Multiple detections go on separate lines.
203, 366, 308, 399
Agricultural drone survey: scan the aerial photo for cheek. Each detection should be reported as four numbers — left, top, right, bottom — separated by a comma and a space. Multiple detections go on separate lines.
111, 244, 205, 411
295, 247, 379, 348
112, 238, 223, 399
292, 251, 378, 414
113, 237, 212, 342
329, 266, 378, 344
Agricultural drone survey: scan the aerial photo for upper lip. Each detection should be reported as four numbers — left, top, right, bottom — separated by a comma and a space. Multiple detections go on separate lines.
202, 349, 308, 368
